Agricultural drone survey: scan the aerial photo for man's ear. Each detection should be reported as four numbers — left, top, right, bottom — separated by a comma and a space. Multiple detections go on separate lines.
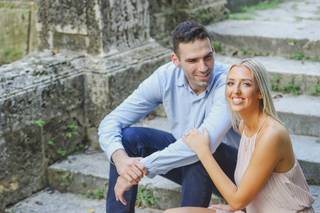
171, 52, 180, 67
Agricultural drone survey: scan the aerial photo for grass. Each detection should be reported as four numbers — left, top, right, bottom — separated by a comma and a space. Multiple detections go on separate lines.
0, 48, 24, 65
228, 0, 282, 20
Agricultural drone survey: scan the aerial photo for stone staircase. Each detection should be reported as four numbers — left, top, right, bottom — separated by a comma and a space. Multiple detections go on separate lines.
6, 0, 320, 212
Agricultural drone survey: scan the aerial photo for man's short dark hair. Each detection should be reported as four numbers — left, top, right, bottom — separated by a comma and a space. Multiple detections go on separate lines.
172, 20, 211, 55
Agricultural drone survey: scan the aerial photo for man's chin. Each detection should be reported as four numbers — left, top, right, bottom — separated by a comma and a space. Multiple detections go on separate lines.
197, 81, 209, 87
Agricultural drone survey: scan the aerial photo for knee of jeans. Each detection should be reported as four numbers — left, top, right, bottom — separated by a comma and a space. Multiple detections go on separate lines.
122, 127, 140, 155
185, 161, 208, 177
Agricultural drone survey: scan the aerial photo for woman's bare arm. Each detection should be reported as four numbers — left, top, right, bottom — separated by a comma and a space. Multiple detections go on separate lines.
184, 126, 287, 210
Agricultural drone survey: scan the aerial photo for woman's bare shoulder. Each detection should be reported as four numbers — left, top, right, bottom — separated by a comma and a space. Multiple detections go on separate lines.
258, 118, 290, 147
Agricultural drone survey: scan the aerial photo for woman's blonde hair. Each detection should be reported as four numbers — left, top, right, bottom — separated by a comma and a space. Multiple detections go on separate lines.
227, 58, 280, 131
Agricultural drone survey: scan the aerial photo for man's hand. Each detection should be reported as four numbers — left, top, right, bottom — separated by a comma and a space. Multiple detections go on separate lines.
114, 176, 135, 205
112, 150, 147, 183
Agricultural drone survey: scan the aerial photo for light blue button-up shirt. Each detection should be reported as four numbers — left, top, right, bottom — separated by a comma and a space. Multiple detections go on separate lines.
98, 61, 240, 178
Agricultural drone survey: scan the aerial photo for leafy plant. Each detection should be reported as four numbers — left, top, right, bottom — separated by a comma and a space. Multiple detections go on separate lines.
213, 41, 223, 53
48, 139, 55, 145
290, 52, 305, 61
65, 121, 79, 139
283, 82, 301, 95
33, 119, 46, 127
86, 189, 105, 200
311, 84, 320, 96
57, 148, 66, 157
136, 186, 157, 208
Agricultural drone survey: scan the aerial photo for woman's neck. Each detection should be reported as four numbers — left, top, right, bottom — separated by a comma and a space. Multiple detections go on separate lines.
240, 108, 266, 135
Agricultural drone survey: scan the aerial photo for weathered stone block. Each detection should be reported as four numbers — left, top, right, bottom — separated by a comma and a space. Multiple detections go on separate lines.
101, 0, 150, 52
0, 51, 89, 211
0, 124, 46, 211
85, 41, 170, 128
37, 0, 102, 53
53, 32, 87, 52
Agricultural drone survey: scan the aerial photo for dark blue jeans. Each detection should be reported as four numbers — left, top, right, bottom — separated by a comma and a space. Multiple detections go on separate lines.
106, 127, 237, 213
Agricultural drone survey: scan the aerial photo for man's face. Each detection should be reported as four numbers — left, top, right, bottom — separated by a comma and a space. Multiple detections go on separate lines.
172, 38, 214, 94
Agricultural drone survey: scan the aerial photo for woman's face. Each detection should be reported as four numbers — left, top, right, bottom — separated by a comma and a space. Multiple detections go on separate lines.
226, 65, 261, 113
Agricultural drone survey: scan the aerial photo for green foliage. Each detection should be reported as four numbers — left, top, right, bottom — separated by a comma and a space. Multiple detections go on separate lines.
0, 48, 23, 65
48, 139, 55, 145
65, 121, 79, 139
86, 189, 105, 200
212, 41, 222, 53
33, 119, 46, 127
287, 39, 296, 46
271, 75, 301, 95
59, 172, 74, 188
290, 52, 305, 61
311, 84, 320, 96
282, 82, 301, 95
57, 148, 66, 157
136, 186, 157, 208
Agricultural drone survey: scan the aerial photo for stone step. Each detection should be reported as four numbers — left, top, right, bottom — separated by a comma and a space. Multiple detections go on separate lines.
5, 189, 162, 213
47, 152, 181, 210
46, 150, 320, 212
207, 0, 320, 59
274, 95, 320, 137
216, 55, 320, 96
152, 94, 320, 138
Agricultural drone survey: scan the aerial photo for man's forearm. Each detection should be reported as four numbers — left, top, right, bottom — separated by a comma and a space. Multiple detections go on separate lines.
112, 149, 129, 166
141, 138, 199, 178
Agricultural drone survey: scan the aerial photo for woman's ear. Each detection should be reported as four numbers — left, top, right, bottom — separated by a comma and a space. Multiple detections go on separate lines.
171, 52, 180, 67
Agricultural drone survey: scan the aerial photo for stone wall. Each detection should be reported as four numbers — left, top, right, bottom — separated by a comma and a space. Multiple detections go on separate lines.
0, 52, 88, 210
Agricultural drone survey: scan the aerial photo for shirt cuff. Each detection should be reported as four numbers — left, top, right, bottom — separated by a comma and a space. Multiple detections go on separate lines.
141, 155, 158, 178
105, 142, 125, 162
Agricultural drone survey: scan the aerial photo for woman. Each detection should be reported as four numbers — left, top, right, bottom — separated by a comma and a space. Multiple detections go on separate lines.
165, 58, 314, 213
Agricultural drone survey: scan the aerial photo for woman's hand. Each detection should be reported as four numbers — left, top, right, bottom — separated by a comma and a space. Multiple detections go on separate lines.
183, 128, 211, 155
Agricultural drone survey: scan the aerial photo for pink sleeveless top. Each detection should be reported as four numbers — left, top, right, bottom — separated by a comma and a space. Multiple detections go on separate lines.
233, 132, 315, 213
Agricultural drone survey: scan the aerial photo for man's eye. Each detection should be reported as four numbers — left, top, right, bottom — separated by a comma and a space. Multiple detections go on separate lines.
227, 82, 234, 86
205, 55, 213, 61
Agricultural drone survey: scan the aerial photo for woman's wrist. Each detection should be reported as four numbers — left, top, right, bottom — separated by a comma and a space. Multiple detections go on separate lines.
197, 147, 212, 160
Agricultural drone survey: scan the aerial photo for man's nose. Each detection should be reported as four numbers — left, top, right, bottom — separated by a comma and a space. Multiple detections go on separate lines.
198, 60, 208, 72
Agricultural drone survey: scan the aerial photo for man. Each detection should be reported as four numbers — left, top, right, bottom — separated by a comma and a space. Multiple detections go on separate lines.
98, 21, 240, 213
